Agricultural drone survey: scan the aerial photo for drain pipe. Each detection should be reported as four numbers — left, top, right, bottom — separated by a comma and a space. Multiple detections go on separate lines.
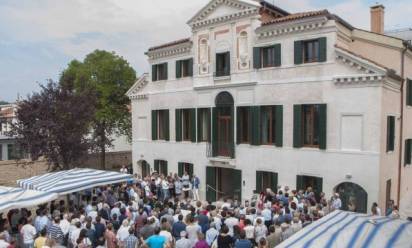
397, 42, 408, 206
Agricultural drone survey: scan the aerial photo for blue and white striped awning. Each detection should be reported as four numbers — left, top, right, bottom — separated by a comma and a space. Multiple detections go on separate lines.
276, 210, 412, 248
0, 186, 58, 213
17, 168, 133, 195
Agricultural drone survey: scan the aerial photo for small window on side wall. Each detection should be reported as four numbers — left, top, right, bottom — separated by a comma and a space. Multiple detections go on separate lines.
294, 37, 327, 64
176, 58, 193, 78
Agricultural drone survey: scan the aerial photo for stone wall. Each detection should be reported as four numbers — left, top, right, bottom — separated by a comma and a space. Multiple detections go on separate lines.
77, 151, 132, 171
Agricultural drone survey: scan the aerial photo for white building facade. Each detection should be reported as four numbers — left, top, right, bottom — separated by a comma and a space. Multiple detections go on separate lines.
128, 0, 410, 213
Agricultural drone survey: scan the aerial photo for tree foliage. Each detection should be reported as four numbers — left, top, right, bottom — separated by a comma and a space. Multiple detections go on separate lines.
10, 81, 96, 170
60, 50, 136, 169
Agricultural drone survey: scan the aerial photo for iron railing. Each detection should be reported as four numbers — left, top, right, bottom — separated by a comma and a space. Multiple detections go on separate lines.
206, 141, 235, 158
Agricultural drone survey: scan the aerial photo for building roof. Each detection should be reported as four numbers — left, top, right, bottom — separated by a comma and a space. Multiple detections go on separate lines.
148, 38, 191, 52
259, 0, 290, 16
385, 28, 412, 43
262, 9, 329, 25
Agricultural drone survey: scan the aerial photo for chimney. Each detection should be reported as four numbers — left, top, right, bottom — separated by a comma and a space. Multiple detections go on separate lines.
370, 4, 385, 34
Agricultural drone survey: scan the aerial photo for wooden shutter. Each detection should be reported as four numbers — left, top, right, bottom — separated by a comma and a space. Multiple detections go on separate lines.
296, 175, 304, 191
229, 106, 235, 158
319, 104, 327, 150
233, 169, 242, 201
253, 47, 261, 69
271, 172, 278, 192
176, 60, 182, 79
212, 108, 218, 157
188, 58, 193, 77
387, 116, 395, 152
207, 108, 211, 142
164, 110, 170, 141
154, 160, 159, 173
405, 139, 412, 165
318, 37, 327, 62
190, 108, 196, 142
188, 164, 194, 177
175, 109, 182, 142
152, 65, 157, 81
315, 177, 323, 198
163, 62, 168, 80
161, 161, 168, 176
225, 52, 231, 75
178, 162, 183, 177
236, 107, 241, 144
407, 79, 412, 106
251, 106, 261, 146
151, 110, 158, 140
293, 105, 303, 148
206, 166, 216, 202
275, 105, 283, 147
274, 44, 281, 67
294, 41, 303, 65
255, 171, 262, 193
197, 109, 202, 143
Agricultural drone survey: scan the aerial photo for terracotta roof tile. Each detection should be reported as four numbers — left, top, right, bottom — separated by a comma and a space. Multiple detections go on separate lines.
262, 9, 329, 26
148, 38, 191, 52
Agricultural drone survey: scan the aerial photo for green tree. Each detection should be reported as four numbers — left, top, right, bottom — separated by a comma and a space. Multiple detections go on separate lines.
61, 50, 136, 169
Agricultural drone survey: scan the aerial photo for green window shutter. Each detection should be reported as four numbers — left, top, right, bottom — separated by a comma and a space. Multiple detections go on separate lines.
175, 109, 182, 142
188, 58, 193, 77
271, 172, 278, 192
319, 104, 327, 150
178, 162, 183, 177
318, 37, 327, 62
233, 169, 242, 201
152, 65, 157, 81
176, 60, 182, 79
225, 52, 231, 75
212, 108, 218, 157
253, 47, 261, 69
206, 166, 216, 202
294, 41, 303, 65
405, 139, 412, 165
151, 110, 158, 140
154, 160, 159, 173
229, 106, 235, 158
188, 164, 194, 177
274, 44, 281, 67
207, 108, 211, 142
161, 162, 168, 176
315, 177, 323, 197
275, 105, 283, 147
164, 110, 170, 141
255, 171, 262, 193
190, 108, 196, 142
407, 79, 412, 106
251, 106, 261, 146
387, 116, 395, 152
164, 62, 168, 80
296, 175, 304, 191
236, 107, 241, 145
293, 105, 303, 148
197, 109, 202, 143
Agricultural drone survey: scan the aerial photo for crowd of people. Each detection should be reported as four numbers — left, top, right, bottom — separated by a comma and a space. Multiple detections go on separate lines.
0, 168, 389, 248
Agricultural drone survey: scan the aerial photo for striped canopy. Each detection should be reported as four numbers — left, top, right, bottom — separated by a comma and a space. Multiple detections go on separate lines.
276, 210, 412, 248
17, 168, 133, 195
0, 186, 58, 213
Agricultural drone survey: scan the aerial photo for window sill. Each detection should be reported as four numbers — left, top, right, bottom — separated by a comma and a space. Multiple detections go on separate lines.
386, 150, 394, 154
213, 75, 231, 81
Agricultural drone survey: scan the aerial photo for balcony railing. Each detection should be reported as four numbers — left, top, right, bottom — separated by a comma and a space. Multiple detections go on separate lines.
206, 141, 235, 159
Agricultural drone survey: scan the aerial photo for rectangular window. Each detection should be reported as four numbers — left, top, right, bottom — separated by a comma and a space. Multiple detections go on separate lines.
7, 144, 22, 160
215, 52, 230, 77
237, 107, 250, 144
152, 110, 169, 140
262, 46, 276, 68
405, 139, 412, 165
303, 39, 320, 63
387, 116, 395, 152
302, 104, 320, 147
256, 171, 277, 193
154, 160, 168, 176
178, 162, 194, 177
152, 63, 168, 81
407, 79, 412, 106
197, 108, 211, 142
176, 109, 196, 142
182, 109, 192, 141
261, 106, 276, 145
176, 59, 193, 78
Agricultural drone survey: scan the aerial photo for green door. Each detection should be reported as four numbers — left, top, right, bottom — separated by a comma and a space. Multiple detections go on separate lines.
206, 166, 216, 202
233, 169, 242, 201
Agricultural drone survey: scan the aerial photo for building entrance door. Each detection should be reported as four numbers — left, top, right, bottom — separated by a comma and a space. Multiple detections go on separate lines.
206, 166, 241, 202
217, 115, 231, 157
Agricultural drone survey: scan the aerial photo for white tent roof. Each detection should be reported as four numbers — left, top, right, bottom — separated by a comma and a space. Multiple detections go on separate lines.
276, 210, 412, 248
17, 168, 133, 195
0, 186, 58, 213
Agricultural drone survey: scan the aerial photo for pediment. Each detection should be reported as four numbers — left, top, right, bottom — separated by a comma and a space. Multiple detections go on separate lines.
126, 73, 149, 99
188, 0, 260, 24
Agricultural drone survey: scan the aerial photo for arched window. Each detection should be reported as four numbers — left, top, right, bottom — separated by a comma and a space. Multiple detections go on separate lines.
215, 91, 234, 107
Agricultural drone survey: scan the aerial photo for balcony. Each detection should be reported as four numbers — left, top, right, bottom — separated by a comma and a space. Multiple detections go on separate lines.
206, 141, 235, 159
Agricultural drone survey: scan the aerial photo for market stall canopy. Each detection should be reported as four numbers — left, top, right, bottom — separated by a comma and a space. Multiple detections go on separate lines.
17, 168, 133, 195
0, 186, 58, 213
276, 210, 412, 248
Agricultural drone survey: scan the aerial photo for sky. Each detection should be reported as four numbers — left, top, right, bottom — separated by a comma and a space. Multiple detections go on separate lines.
0, 0, 411, 102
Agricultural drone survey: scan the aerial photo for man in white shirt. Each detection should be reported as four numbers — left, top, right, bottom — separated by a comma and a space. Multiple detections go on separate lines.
175, 231, 192, 248
205, 222, 219, 246
159, 226, 174, 244
59, 214, 71, 236
21, 218, 36, 248
69, 222, 82, 247
224, 212, 239, 237
332, 193, 342, 210
0, 232, 10, 248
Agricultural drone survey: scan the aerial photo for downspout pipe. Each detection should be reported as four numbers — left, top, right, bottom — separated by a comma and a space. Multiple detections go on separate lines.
397, 41, 408, 206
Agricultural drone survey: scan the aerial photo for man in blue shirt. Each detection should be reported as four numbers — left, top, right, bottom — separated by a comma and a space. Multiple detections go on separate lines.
172, 215, 186, 240
141, 227, 169, 248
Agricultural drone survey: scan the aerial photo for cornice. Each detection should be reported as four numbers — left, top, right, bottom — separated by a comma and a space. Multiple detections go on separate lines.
256, 17, 328, 39
147, 43, 192, 60
127, 74, 150, 100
